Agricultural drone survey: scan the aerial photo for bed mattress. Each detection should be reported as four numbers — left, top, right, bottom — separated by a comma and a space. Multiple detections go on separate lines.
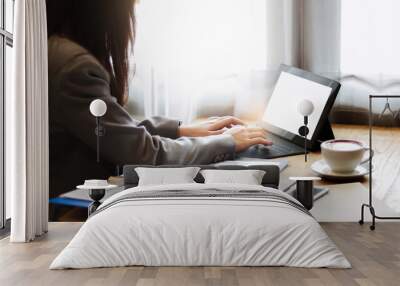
50, 183, 350, 269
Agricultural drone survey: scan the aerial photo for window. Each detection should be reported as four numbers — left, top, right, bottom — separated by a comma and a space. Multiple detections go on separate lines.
341, 0, 400, 75
131, 0, 267, 121
337, 0, 400, 115
1, 0, 14, 230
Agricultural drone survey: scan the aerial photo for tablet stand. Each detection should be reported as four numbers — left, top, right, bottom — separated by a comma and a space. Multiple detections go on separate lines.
313, 119, 335, 149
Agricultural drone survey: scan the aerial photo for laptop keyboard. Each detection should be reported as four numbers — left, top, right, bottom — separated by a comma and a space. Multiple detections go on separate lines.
238, 133, 305, 159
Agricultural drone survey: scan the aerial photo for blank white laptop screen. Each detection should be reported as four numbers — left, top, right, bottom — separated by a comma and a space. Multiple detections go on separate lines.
262, 71, 333, 139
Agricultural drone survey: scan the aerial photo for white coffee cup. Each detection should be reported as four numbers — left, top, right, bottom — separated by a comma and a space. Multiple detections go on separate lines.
321, 139, 370, 173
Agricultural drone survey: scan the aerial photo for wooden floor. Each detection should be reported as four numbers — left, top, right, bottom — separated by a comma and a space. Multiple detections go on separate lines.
0, 222, 399, 286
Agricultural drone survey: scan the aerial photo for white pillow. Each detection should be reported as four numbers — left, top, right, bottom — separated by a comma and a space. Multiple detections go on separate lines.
135, 167, 201, 186
200, 169, 266, 185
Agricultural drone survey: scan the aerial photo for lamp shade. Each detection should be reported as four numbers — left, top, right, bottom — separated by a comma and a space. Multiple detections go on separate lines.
90, 99, 107, 117
297, 99, 314, 116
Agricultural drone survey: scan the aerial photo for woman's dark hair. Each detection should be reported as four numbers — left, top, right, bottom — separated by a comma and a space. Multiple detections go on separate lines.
46, 0, 136, 106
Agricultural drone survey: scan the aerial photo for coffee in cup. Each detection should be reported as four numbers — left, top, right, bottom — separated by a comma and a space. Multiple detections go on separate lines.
321, 139, 369, 173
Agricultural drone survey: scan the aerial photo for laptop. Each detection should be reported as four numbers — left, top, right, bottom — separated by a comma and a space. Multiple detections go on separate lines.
238, 64, 341, 159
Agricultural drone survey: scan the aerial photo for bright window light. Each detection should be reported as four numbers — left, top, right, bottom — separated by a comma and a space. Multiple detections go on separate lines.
341, 0, 400, 75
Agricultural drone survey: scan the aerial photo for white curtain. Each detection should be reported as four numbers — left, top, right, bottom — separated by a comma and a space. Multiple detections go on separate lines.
7, 0, 49, 242
302, 0, 341, 76
338, 0, 400, 115
129, 0, 304, 122
303, 0, 400, 120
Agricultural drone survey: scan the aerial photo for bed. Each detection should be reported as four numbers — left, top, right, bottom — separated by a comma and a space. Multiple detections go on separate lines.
50, 165, 350, 269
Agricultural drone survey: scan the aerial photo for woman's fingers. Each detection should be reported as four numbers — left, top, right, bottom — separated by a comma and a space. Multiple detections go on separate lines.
247, 130, 268, 139
249, 137, 273, 146
208, 129, 225, 135
246, 127, 267, 133
210, 116, 246, 130
220, 115, 246, 124
224, 125, 272, 152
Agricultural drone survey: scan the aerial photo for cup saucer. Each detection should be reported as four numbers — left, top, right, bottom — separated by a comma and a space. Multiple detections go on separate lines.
311, 160, 369, 180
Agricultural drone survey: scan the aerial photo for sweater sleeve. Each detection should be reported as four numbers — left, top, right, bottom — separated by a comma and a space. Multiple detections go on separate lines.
136, 116, 180, 139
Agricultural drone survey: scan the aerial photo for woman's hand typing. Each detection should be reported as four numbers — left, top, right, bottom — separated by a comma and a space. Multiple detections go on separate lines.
223, 126, 272, 152
178, 116, 245, 137
178, 116, 272, 152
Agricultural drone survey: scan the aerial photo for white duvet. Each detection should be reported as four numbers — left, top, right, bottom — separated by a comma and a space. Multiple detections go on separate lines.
50, 183, 350, 269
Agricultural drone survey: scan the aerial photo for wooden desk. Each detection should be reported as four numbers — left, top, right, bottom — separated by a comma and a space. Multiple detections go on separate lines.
110, 123, 399, 191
